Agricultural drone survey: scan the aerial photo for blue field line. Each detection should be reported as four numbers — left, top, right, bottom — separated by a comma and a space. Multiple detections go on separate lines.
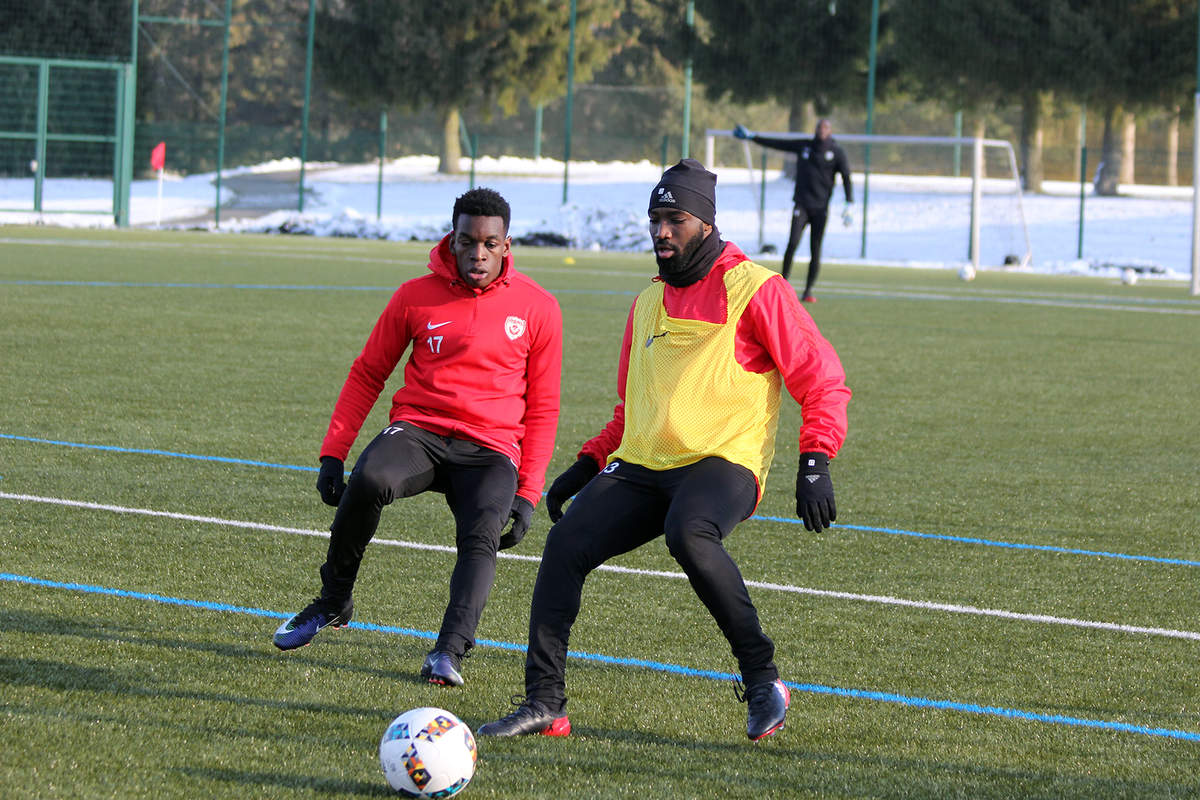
5, 570, 1198, 743
0, 279, 393, 291
9, 277, 1199, 317
1, 279, 640, 297
0, 433, 317, 473
549, 288, 639, 296
754, 514, 1200, 568
6, 431, 1198, 568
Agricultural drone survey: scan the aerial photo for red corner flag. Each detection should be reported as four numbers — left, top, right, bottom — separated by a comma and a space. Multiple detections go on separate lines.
150, 141, 166, 171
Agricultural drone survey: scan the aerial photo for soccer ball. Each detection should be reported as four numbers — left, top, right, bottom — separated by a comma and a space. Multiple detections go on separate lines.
379, 707, 477, 798
958, 264, 976, 282
1121, 267, 1138, 286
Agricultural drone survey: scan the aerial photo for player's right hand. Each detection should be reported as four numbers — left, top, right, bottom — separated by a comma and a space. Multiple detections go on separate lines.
317, 456, 346, 507
733, 124, 752, 140
545, 457, 600, 522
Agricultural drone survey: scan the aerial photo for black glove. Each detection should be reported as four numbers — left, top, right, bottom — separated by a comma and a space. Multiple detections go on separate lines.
500, 496, 534, 550
316, 456, 346, 507
545, 457, 600, 522
795, 452, 836, 532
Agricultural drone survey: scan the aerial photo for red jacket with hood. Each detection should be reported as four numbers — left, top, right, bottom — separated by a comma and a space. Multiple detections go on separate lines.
320, 235, 563, 506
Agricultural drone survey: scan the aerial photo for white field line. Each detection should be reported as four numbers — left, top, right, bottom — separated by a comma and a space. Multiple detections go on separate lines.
820, 279, 1200, 306
814, 285, 1200, 315
0, 237, 423, 267
5, 237, 1197, 314
4, 490, 1198, 643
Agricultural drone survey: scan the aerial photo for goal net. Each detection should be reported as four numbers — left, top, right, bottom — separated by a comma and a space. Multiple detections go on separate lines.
705, 130, 1033, 270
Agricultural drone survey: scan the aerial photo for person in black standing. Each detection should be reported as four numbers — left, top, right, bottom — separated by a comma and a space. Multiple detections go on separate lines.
734, 118, 853, 302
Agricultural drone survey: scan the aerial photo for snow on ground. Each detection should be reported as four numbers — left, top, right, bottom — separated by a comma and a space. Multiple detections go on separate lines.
1, 154, 1193, 281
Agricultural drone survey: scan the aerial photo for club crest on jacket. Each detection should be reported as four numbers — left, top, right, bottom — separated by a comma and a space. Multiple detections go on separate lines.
505, 315, 527, 340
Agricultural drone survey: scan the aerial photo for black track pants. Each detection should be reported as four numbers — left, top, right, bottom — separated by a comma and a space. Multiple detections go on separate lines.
523, 457, 778, 711
781, 205, 829, 293
320, 422, 517, 656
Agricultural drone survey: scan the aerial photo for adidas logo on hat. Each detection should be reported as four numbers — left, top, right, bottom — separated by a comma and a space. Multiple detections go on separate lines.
648, 159, 717, 224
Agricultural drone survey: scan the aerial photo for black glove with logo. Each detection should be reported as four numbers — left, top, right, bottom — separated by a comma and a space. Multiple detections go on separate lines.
500, 496, 534, 550
316, 456, 346, 507
795, 452, 836, 532
546, 457, 601, 522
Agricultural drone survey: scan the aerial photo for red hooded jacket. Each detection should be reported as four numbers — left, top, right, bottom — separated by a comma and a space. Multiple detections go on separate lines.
320, 235, 563, 505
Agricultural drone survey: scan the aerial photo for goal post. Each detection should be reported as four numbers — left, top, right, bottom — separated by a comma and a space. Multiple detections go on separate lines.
705, 130, 1033, 270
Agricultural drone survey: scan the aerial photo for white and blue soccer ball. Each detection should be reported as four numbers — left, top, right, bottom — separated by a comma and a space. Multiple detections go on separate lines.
958, 264, 976, 282
379, 707, 477, 798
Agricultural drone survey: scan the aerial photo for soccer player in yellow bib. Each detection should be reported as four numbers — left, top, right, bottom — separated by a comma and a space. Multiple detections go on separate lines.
479, 159, 850, 742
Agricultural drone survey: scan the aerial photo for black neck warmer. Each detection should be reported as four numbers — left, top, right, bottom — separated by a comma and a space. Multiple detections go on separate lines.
658, 226, 723, 288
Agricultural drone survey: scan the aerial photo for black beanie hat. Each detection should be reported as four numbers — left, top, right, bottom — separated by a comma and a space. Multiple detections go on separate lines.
648, 158, 717, 225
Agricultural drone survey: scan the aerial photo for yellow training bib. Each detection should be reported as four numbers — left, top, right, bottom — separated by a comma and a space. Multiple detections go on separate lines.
612, 261, 782, 492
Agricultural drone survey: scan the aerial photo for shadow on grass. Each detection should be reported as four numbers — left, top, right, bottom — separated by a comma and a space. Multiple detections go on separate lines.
0, 607, 456, 747
0, 652, 393, 722
0, 655, 123, 693
1, 606, 437, 683
175, 766, 393, 797
482, 723, 1199, 798
7, 611, 1199, 798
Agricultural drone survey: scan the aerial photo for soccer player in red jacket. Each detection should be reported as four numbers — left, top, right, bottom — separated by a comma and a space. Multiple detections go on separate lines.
480, 159, 849, 741
273, 188, 563, 689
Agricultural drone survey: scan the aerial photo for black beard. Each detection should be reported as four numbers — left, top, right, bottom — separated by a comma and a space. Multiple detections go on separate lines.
655, 235, 702, 275
655, 226, 722, 288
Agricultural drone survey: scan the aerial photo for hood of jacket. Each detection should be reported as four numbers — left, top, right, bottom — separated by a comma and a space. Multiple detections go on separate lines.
428, 232, 514, 294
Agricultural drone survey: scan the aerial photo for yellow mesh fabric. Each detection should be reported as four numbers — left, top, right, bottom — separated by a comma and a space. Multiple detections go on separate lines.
612, 261, 782, 492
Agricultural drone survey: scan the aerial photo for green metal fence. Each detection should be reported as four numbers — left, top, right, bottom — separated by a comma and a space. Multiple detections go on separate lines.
0, 55, 134, 225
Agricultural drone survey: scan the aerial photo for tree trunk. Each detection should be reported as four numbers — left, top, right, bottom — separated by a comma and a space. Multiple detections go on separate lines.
779, 94, 809, 179
973, 117, 987, 179
438, 106, 462, 175
789, 98, 816, 135
1119, 112, 1136, 185
1094, 105, 1122, 196
1166, 107, 1180, 187
965, 117, 989, 262
1074, 109, 1084, 183
1019, 91, 1047, 193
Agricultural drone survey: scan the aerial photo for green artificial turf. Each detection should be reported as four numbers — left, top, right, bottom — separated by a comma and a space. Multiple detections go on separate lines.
2, 225, 1199, 798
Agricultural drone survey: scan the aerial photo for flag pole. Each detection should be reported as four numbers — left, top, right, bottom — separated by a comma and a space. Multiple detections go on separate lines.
150, 141, 167, 228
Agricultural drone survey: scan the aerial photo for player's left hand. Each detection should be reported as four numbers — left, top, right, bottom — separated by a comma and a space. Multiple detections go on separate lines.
841, 205, 853, 228
733, 124, 752, 140
500, 496, 534, 550
795, 452, 836, 532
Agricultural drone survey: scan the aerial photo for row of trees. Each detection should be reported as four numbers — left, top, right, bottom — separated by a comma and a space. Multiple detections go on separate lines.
313, 0, 1200, 193
2, 1, 1197, 193
888, 1, 1197, 193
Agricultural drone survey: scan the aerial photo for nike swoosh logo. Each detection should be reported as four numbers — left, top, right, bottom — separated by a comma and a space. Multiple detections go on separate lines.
427, 321, 452, 330
645, 331, 669, 347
